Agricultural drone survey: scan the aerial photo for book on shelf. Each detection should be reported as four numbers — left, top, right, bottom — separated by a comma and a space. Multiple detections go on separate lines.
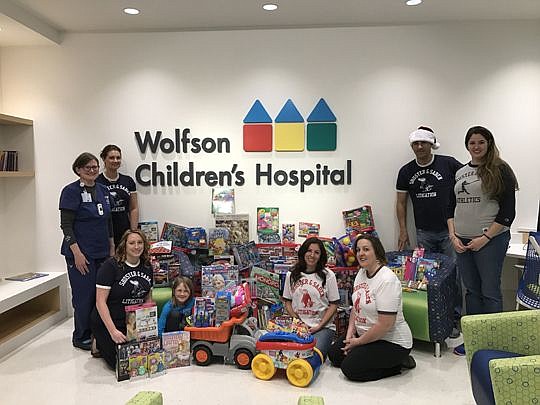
0, 150, 19, 171
5, 272, 48, 282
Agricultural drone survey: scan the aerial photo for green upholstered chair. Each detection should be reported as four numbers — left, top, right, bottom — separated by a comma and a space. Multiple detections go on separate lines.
462, 310, 540, 405
386, 251, 457, 357
125, 391, 163, 405
151, 288, 172, 316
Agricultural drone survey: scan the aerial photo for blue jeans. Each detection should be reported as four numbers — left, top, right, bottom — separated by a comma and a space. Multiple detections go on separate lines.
312, 328, 335, 360
456, 231, 510, 315
416, 228, 455, 259
416, 228, 462, 323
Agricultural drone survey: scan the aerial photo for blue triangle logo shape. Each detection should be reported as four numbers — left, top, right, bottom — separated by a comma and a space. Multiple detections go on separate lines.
275, 99, 304, 123
307, 98, 336, 122
243, 100, 272, 123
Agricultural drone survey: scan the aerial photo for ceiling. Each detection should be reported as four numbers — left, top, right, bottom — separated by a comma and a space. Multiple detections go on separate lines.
1, 0, 540, 47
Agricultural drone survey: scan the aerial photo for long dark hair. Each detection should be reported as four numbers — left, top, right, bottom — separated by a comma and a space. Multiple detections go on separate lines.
465, 126, 519, 200
290, 237, 328, 287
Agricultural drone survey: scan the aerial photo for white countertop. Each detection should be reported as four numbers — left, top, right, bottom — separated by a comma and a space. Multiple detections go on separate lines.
0, 272, 67, 313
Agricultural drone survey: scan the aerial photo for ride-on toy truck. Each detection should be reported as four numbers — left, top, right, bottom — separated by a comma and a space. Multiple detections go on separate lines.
251, 331, 323, 387
184, 283, 257, 369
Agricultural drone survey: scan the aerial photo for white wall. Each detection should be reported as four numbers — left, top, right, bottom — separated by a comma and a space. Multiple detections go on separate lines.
1, 22, 539, 273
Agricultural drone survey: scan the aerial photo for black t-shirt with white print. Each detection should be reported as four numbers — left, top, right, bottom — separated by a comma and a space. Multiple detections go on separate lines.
96, 257, 153, 322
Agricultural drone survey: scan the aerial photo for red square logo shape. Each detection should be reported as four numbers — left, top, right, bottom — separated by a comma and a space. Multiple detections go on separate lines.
243, 124, 273, 152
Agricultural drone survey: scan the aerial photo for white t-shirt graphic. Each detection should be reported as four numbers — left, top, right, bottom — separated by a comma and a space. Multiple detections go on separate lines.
352, 266, 412, 349
282, 269, 340, 330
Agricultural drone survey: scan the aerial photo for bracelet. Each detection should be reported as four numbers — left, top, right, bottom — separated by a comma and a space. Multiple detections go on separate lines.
483, 233, 492, 241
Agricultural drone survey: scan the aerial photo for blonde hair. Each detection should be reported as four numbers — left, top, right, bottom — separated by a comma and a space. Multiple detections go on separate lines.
115, 229, 150, 264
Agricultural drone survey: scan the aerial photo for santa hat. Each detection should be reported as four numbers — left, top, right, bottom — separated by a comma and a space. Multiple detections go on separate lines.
409, 129, 440, 150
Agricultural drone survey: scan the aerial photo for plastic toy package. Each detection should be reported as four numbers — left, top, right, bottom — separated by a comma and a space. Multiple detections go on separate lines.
342, 205, 375, 233
266, 315, 310, 338
332, 234, 358, 268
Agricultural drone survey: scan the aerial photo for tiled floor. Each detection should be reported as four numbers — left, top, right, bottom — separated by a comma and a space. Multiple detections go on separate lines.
0, 318, 475, 404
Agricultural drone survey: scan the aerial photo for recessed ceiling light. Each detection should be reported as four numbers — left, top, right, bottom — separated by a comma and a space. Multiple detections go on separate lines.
262, 4, 278, 11
123, 7, 140, 15
405, 0, 422, 5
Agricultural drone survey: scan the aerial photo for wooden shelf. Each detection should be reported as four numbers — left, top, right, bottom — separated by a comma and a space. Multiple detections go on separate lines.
0, 171, 35, 178
0, 113, 33, 126
0, 272, 68, 359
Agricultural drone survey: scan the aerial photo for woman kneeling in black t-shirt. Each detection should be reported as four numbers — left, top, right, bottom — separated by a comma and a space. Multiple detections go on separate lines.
91, 229, 153, 369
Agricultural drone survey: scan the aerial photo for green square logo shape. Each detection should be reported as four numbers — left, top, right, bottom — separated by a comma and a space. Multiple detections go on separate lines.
307, 123, 337, 151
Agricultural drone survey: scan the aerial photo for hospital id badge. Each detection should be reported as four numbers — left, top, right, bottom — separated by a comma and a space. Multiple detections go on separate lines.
97, 203, 104, 216
81, 191, 92, 202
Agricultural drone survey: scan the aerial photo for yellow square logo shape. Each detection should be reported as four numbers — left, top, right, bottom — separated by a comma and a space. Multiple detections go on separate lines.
274, 123, 305, 151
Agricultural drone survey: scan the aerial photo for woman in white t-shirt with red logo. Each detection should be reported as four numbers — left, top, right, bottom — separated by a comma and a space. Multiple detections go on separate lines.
282, 237, 340, 360
328, 234, 414, 381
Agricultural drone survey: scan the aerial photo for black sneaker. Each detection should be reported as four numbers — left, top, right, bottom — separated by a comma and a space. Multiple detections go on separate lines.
73, 339, 92, 351
401, 355, 416, 369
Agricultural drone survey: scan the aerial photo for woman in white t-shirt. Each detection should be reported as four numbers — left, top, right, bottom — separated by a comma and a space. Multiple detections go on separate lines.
282, 237, 340, 359
328, 234, 414, 381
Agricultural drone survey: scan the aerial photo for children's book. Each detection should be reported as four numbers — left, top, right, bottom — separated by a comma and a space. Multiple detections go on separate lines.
342, 206, 375, 233
5, 272, 48, 282
116, 341, 141, 382
257, 207, 280, 244
215, 214, 249, 245
162, 331, 191, 369
201, 264, 239, 297
125, 303, 158, 342
128, 354, 148, 380
212, 187, 235, 214
147, 351, 167, 378
160, 222, 187, 248
282, 224, 295, 244
139, 221, 159, 243
298, 222, 320, 238
232, 241, 261, 270
139, 337, 161, 354
251, 266, 281, 303
208, 227, 230, 256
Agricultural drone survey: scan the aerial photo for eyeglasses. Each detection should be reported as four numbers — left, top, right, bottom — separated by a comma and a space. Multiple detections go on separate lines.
82, 165, 99, 172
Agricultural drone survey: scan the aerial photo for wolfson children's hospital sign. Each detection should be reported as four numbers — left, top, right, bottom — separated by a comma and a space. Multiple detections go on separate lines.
134, 99, 352, 193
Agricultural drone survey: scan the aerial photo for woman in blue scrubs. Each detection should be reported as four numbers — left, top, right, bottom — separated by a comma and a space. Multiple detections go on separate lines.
59, 152, 115, 350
